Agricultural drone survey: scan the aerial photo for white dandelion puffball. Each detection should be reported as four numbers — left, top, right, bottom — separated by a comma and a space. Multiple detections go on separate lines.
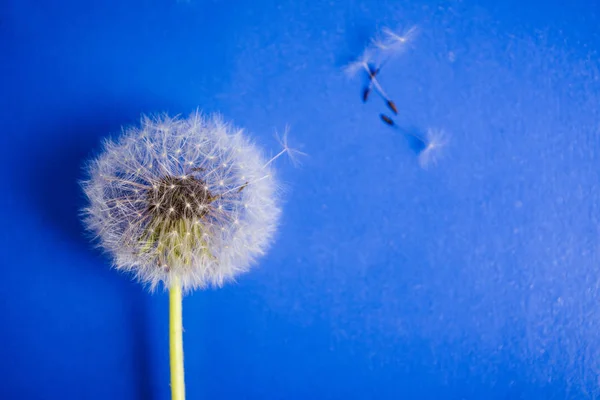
82, 111, 281, 291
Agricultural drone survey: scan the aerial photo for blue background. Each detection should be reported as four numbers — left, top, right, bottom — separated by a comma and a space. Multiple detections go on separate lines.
2, 0, 600, 398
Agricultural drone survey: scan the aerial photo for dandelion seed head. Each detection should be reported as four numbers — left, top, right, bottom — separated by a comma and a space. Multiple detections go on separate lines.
82, 111, 281, 292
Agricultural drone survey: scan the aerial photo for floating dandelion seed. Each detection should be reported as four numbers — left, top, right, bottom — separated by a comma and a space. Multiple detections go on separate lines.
82, 111, 282, 292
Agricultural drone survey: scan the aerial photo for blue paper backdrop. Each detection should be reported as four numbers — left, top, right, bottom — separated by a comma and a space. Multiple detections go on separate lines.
1, 0, 600, 398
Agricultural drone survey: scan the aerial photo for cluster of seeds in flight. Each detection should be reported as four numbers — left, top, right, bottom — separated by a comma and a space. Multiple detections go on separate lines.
345, 26, 417, 126
345, 25, 448, 169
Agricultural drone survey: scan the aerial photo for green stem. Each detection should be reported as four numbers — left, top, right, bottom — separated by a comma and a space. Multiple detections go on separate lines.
169, 277, 185, 400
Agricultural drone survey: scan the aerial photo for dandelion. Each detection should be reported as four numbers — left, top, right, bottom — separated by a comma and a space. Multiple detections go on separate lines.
82, 110, 288, 399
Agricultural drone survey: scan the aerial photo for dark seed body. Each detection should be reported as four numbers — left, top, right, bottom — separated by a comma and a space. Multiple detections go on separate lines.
380, 114, 394, 126
387, 100, 398, 115
362, 87, 371, 102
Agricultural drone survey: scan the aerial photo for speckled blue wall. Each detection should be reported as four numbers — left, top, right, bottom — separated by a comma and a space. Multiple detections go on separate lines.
1, 0, 600, 398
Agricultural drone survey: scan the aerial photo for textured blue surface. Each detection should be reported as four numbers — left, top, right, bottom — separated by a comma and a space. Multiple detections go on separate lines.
1, 0, 600, 399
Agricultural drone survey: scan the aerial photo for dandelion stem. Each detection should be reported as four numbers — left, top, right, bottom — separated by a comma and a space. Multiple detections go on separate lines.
169, 277, 186, 400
